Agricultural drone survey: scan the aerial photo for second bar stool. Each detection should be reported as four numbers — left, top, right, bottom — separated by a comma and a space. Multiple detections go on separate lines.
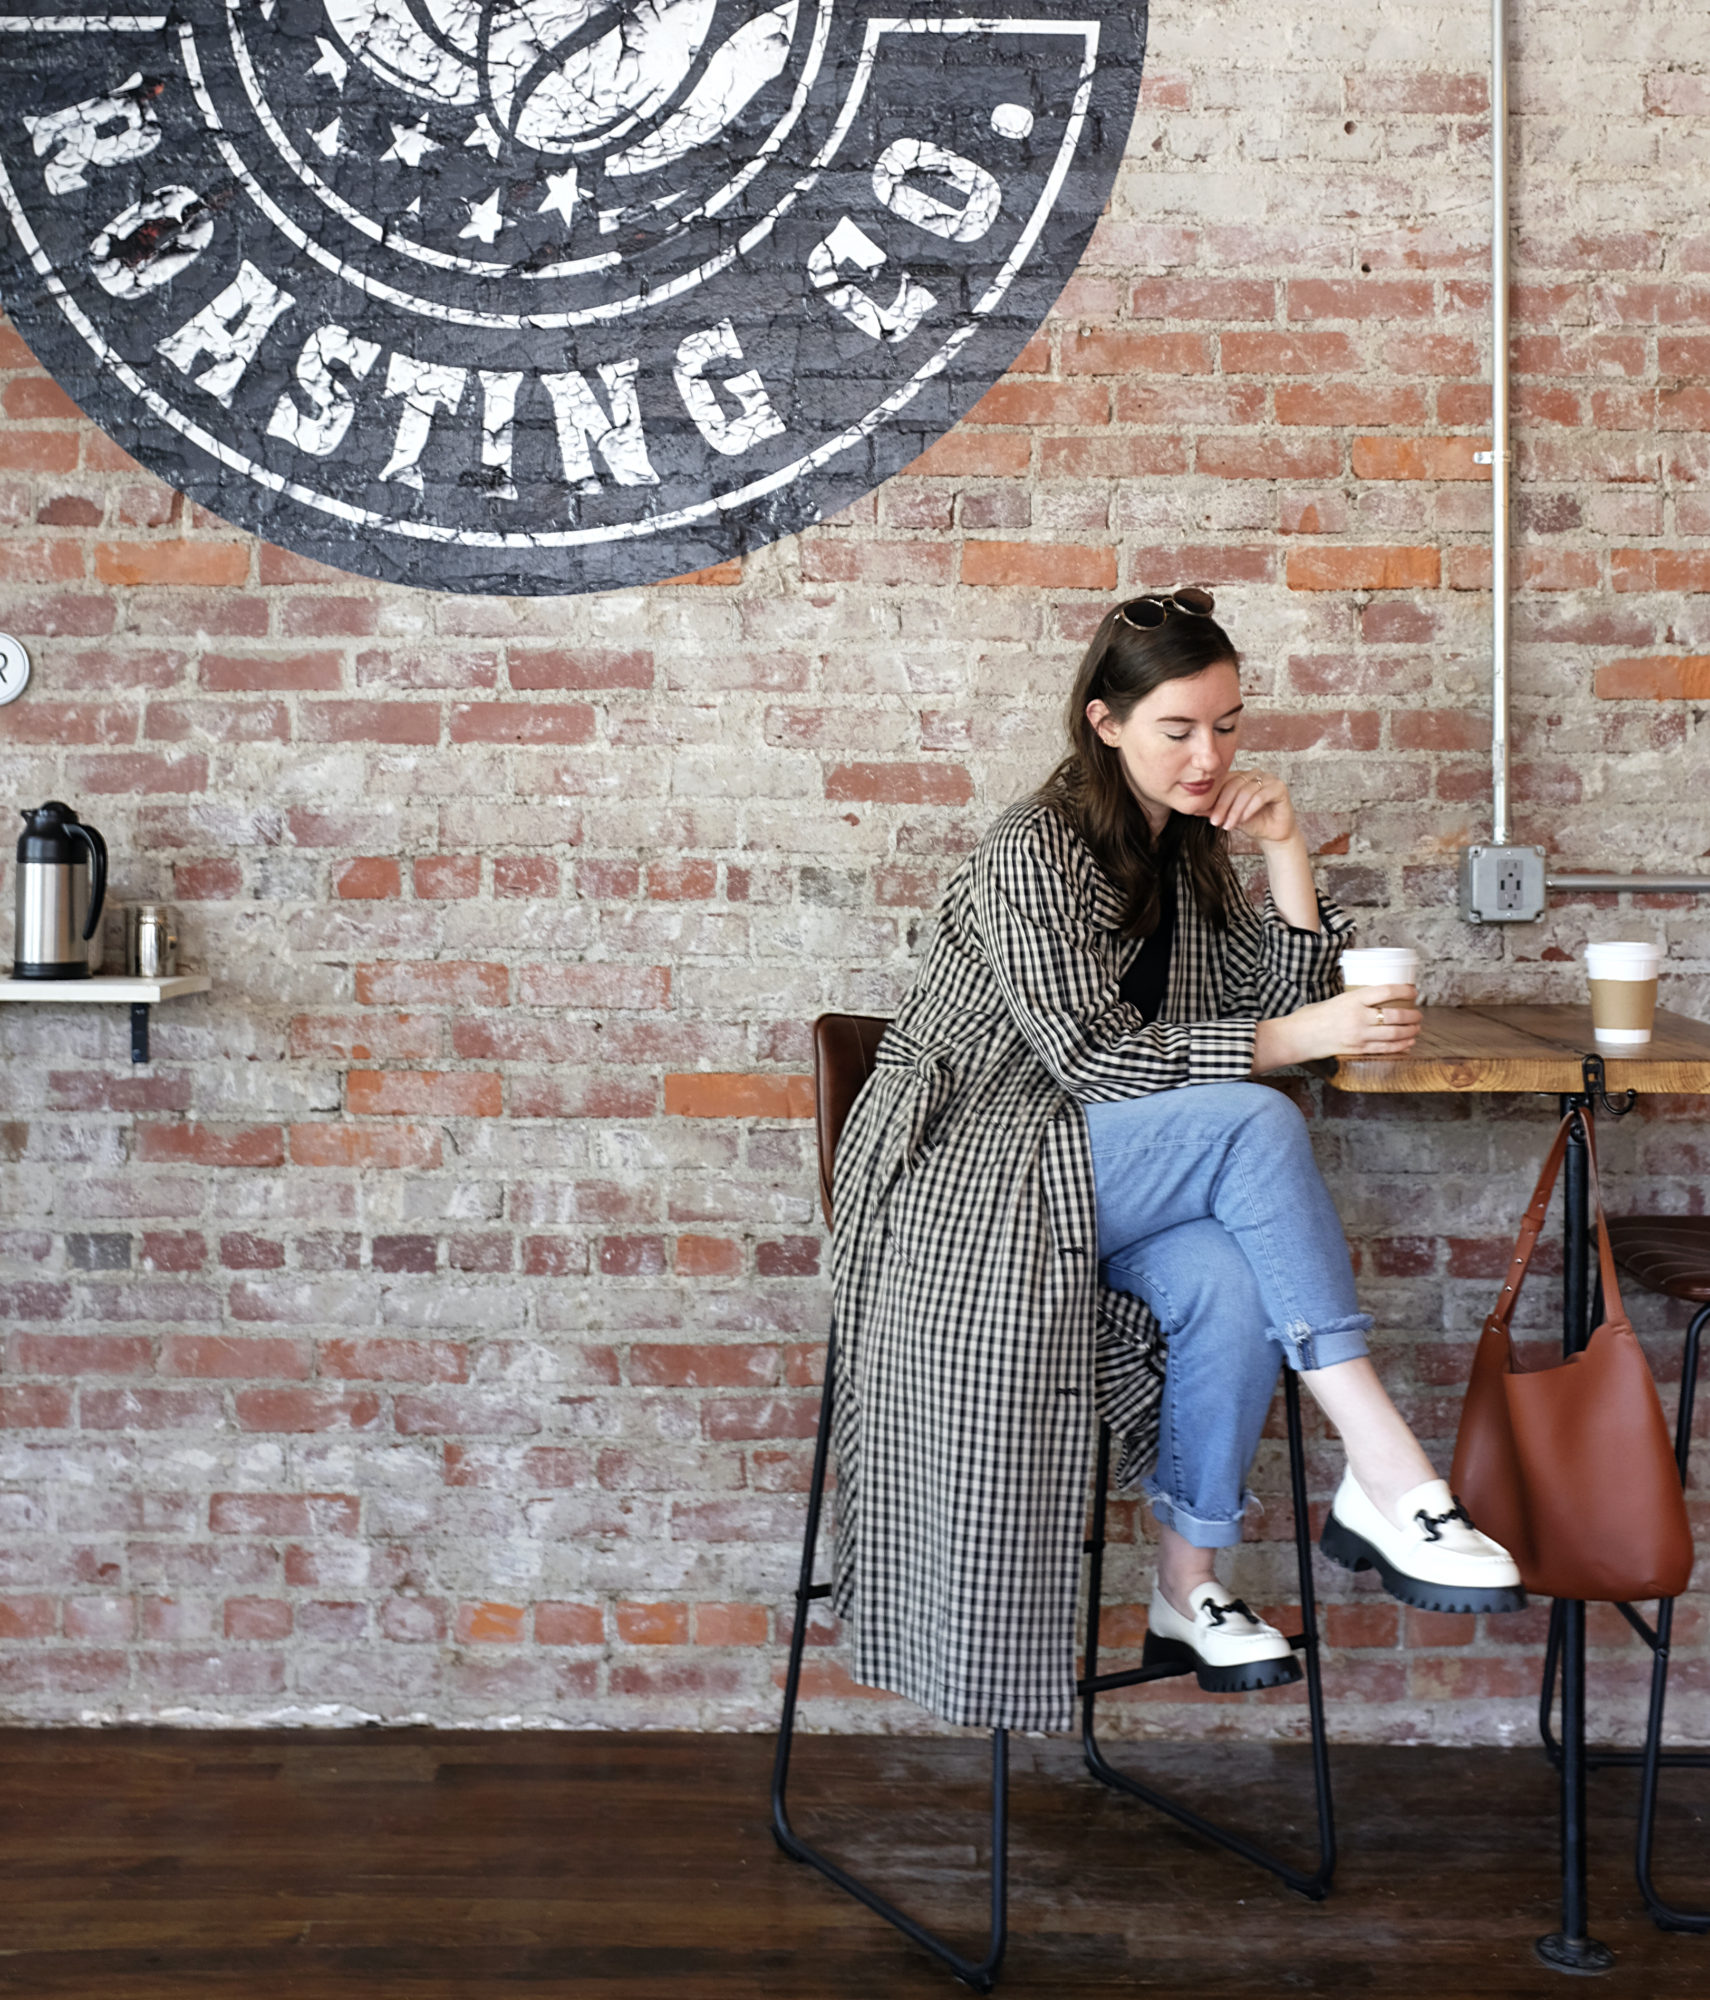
771, 1014, 1337, 1990
1535, 1214, 1708, 1934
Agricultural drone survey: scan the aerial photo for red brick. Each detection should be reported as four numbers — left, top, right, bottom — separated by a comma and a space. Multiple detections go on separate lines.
1595, 657, 1710, 700
1346, 71, 1487, 115
1062, 330, 1211, 376
0, 431, 79, 472
1037, 437, 1190, 478
301, 702, 440, 746
520, 964, 670, 1009
334, 858, 401, 900
615, 1601, 689, 1645
164, 1336, 311, 1379
1274, 383, 1429, 427
347, 1071, 502, 1118
174, 858, 242, 901
372, 1234, 437, 1274
647, 859, 717, 901
225, 1597, 293, 1640
600, 1235, 667, 1276
687, 1603, 767, 1648
48, 1072, 189, 1120
629, 1343, 780, 1389
141, 1231, 207, 1272
8, 1330, 150, 1374
493, 855, 558, 898
965, 379, 1109, 427
521, 1237, 589, 1277
82, 1386, 224, 1429
663, 1074, 813, 1119
287, 1124, 444, 1170
0, 1595, 57, 1638
904, 432, 1032, 478
71, 751, 206, 795
677, 1235, 742, 1277
201, 651, 341, 692
756, 1237, 821, 1278
209, 1493, 361, 1536
286, 1013, 441, 1063
93, 542, 248, 587
509, 648, 653, 690
1197, 436, 1341, 480
413, 855, 480, 899
234, 1388, 384, 1433
218, 1232, 283, 1271
536, 1602, 604, 1645
0, 1281, 71, 1322
511, 1077, 655, 1119
0, 699, 132, 744
321, 1338, 468, 1383
1222, 331, 1360, 374
797, 540, 955, 587
1286, 546, 1441, 591
354, 961, 508, 1006
457, 1601, 526, 1644
135, 1124, 285, 1168
1352, 437, 1490, 481
0, 1385, 73, 1427
1131, 278, 1276, 321
449, 702, 595, 744
962, 542, 1116, 591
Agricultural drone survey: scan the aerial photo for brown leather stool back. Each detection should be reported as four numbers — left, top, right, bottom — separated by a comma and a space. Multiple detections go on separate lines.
812, 1014, 891, 1225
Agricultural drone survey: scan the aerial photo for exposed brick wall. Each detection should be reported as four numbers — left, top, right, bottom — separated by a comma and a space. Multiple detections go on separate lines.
1, 4, 1708, 1741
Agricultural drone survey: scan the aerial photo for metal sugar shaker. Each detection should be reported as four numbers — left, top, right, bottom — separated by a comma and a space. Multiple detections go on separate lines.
133, 903, 178, 980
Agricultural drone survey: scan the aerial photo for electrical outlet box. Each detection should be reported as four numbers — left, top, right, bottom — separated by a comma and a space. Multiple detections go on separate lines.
1458, 844, 1547, 923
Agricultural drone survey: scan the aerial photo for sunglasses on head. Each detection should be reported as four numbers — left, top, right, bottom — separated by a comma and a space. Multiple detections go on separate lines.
1115, 587, 1217, 631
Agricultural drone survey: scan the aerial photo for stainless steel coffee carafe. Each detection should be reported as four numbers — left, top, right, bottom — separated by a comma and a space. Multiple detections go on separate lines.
13, 802, 107, 979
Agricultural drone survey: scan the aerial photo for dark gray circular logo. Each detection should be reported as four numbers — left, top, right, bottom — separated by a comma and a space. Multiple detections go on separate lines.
0, 3, 1147, 593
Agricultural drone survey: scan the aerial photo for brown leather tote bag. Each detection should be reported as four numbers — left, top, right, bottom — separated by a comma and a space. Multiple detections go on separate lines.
1451, 1114, 1694, 1603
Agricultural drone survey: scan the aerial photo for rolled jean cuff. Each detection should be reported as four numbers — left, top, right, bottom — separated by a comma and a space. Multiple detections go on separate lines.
1268, 1311, 1372, 1373
1141, 1479, 1256, 1549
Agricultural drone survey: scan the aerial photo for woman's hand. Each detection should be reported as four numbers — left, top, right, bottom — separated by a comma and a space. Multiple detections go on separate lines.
1252, 985, 1422, 1071
1208, 767, 1298, 846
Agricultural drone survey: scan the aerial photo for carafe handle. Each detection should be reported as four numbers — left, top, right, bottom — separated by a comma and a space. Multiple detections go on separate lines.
67, 821, 106, 941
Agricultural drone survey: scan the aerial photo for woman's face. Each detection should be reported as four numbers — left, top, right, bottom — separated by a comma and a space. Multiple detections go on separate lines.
1087, 660, 1243, 830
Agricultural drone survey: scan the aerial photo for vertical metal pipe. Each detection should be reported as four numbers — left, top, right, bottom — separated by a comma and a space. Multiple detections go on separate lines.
1490, 0, 1512, 847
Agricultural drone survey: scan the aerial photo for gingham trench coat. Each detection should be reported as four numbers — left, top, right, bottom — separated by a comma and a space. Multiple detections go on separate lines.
829, 798, 1354, 1732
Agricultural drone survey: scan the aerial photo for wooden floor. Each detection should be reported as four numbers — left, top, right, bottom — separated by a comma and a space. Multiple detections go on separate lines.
0, 1728, 1705, 1996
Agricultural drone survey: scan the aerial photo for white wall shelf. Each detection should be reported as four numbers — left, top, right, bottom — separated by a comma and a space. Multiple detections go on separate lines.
0, 972, 211, 1062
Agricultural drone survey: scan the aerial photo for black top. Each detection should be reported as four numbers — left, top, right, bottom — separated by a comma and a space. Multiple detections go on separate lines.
1118, 870, 1177, 1023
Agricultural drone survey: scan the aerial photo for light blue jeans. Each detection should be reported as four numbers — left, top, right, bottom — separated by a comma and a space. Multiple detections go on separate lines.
1084, 1082, 1372, 1548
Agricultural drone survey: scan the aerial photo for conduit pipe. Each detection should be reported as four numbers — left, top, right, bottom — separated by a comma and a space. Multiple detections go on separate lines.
1480, 0, 1710, 896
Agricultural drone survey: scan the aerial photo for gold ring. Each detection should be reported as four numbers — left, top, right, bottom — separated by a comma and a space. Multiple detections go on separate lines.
1373, 1006, 1386, 1026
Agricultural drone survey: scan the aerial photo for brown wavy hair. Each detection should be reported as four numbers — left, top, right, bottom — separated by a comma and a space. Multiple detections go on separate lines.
1036, 594, 1243, 939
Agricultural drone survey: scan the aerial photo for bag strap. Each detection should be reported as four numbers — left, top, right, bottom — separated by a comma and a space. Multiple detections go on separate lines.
1491, 1111, 1628, 1333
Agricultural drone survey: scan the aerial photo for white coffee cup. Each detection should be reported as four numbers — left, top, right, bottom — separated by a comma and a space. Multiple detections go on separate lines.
1340, 947, 1421, 993
1584, 940, 1662, 1051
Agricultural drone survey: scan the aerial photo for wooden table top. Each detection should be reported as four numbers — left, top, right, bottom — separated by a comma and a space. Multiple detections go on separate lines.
1328, 1004, 1710, 1095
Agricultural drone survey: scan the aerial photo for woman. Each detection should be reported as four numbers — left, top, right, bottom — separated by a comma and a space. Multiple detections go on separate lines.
828, 589, 1521, 1733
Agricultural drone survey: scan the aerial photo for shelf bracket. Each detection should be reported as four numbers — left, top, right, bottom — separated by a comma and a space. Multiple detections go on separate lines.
131, 1003, 150, 1066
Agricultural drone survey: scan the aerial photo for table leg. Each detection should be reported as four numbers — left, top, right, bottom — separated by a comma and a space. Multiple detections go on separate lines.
1535, 1101, 1615, 1976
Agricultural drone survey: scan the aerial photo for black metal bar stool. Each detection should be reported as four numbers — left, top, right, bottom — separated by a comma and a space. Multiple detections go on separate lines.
1536, 1214, 1709, 1934
771, 1015, 1337, 1990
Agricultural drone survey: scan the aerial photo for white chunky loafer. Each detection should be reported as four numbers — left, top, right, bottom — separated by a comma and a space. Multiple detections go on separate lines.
1321, 1470, 1527, 1614
1142, 1581, 1303, 1694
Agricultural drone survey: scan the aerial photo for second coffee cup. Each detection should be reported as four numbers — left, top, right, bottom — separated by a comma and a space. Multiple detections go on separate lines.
1585, 940, 1661, 1051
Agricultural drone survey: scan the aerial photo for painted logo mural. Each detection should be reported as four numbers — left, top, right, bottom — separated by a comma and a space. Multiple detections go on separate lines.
0, 5, 1148, 593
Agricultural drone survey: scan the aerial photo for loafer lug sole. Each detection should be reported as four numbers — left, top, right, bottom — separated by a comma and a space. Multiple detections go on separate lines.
1141, 1630, 1304, 1695
1321, 1513, 1527, 1615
